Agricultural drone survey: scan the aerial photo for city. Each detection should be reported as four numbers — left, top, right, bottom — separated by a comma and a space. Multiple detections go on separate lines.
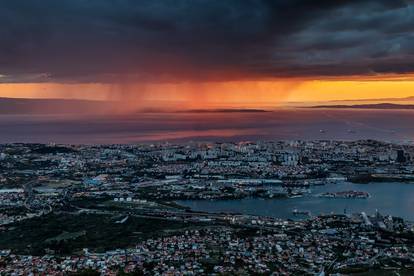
1, 141, 414, 275
2, 1, 414, 275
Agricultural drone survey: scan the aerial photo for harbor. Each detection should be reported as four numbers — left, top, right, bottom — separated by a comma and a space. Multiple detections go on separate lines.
177, 181, 414, 221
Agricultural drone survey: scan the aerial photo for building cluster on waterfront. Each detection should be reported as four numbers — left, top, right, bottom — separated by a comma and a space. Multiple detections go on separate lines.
1, 140, 413, 208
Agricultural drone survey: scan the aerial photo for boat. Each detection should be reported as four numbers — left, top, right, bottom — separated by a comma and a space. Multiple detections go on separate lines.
292, 209, 311, 216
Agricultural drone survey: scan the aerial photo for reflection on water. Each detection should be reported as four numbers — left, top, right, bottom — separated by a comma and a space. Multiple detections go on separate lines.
0, 109, 414, 143
177, 182, 414, 221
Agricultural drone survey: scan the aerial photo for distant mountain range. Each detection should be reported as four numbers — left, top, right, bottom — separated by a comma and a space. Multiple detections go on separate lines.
325, 96, 414, 102
3, 97, 414, 115
310, 103, 414, 109
284, 96, 414, 107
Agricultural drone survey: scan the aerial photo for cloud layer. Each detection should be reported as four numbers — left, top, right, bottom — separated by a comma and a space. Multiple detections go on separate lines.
1, 0, 413, 83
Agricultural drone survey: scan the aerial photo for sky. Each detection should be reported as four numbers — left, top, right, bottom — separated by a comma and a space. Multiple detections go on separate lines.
1, 0, 414, 108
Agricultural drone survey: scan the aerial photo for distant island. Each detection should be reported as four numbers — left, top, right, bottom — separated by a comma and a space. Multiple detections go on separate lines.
0, 97, 271, 115
180, 109, 268, 113
130, 108, 270, 114
310, 103, 414, 110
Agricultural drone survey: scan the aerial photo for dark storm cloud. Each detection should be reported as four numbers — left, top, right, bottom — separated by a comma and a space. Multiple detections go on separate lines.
0, 0, 413, 83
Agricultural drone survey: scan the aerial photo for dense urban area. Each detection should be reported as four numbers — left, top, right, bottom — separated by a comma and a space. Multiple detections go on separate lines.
1, 140, 414, 275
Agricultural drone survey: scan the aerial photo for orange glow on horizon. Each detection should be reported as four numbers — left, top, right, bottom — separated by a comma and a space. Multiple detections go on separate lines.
285, 80, 414, 102
1, 76, 414, 109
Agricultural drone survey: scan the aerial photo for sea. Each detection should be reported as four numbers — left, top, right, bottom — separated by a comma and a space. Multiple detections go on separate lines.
0, 109, 414, 144
177, 182, 414, 221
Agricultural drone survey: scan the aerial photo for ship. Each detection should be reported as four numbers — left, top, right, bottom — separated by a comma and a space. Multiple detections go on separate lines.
318, 190, 370, 199
292, 208, 311, 216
